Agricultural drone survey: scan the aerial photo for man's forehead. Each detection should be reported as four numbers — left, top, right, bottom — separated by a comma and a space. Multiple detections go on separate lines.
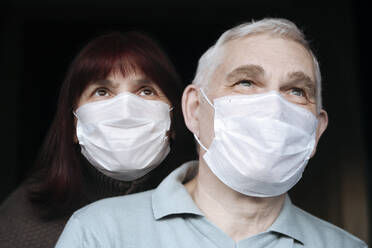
212, 35, 316, 84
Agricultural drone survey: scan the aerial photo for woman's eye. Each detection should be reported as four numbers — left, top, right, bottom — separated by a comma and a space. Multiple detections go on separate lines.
236, 80, 253, 87
94, 88, 109, 97
290, 88, 305, 97
139, 88, 156, 96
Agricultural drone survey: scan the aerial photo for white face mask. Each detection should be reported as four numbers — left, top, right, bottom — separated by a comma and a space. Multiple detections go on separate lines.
195, 89, 318, 197
75, 93, 172, 181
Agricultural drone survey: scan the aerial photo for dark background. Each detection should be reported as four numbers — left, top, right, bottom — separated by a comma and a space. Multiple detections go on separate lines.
1, 0, 371, 244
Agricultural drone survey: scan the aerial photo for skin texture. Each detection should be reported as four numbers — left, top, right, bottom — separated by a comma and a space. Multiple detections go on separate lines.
182, 34, 328, 241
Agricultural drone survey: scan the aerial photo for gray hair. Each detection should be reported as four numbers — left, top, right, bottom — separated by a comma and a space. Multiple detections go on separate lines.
192, 18, 323, 112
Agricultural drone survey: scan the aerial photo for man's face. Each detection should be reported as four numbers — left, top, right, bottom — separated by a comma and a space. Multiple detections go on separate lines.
195, 34, 327, 156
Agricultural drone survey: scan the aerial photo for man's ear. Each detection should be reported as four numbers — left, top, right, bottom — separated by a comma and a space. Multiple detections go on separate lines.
182, 84, 200, 137
310, 109, 328, 157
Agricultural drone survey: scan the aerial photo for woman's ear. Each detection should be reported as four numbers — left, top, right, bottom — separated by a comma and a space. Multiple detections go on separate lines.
182, 84, 201, 137
310, 109, 328, 157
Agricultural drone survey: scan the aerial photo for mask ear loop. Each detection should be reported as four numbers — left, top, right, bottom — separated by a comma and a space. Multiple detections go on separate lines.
193, 134, 208, 152
192, 88, 214, 152
200, 88, 214, 108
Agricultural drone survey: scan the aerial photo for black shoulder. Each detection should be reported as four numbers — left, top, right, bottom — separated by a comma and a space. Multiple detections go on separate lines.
0, 183, 67, 248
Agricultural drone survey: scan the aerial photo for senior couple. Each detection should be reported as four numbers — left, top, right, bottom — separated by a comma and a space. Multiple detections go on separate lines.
52, 18, 367, 247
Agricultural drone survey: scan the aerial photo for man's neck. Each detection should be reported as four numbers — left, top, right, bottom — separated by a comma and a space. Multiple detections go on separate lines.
184, 161, 286, 242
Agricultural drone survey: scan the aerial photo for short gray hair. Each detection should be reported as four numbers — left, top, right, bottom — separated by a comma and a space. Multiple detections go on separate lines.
192, 18, 323, 111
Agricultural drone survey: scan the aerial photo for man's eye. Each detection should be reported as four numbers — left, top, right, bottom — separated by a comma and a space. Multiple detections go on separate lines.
94, 88, 109, 97
290, 88, 305, 97
235, 80, 253, 87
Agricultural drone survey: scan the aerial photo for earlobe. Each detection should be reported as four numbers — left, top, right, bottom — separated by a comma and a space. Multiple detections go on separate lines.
182, 85, 201, 136
310, 109, 329, 157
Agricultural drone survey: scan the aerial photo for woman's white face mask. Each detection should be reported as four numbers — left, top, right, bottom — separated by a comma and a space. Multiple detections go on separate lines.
74, 92, 172, 181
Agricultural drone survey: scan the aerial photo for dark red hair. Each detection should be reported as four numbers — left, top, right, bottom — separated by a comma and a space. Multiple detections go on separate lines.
30, 32, 195, 218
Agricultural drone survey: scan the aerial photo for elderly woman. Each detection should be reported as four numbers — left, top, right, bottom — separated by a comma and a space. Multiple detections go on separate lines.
0, 32, 195, 248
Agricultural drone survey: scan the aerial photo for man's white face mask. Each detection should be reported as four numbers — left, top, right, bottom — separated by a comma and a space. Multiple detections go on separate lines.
75, 92, 172, 181
194, 89, 318, 197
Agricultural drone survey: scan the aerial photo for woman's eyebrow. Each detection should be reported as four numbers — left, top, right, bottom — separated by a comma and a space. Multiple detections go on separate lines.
131, 78, 153, 86
92, 79, 120, 88
226, 64, 265, 82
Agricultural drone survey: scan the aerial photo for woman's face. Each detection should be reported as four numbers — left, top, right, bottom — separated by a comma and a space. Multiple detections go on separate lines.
73, 72, 173, 144
76, 72, 171, 109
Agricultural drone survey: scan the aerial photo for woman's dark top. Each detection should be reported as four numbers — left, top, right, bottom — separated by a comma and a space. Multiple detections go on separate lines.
0, 159, 169, 248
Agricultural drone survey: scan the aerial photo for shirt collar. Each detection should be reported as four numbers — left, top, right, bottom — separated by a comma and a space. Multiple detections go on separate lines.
152, 161, 306, 245
268, 195, 305, 245
152, 161, 202, 219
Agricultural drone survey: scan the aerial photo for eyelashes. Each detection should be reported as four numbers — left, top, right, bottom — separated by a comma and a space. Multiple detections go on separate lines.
231, 78, 314, 104
234, 79, 254, 87
289, 87, 305, 97
138, 86, 159, 96
93, 87, 110, 97
89, 85, 159, 99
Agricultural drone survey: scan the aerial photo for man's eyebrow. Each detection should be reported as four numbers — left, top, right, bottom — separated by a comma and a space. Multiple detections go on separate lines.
287, 71, 314, 84
226, 64, 265, 82
286, 71, 317, 96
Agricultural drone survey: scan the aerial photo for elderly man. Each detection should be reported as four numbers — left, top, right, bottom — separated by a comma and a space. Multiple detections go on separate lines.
56, 18, 367, 248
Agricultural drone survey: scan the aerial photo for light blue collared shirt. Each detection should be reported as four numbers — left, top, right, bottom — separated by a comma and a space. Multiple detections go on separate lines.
56, 161, 367, 248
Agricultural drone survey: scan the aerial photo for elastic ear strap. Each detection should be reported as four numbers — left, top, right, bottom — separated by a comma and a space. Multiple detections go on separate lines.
193, 134, 208, 152
200, 88, 214, 108
72, 111, 78, 118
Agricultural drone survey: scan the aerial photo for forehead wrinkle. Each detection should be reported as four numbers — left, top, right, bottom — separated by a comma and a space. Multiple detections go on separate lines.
226, 64, 265, 81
